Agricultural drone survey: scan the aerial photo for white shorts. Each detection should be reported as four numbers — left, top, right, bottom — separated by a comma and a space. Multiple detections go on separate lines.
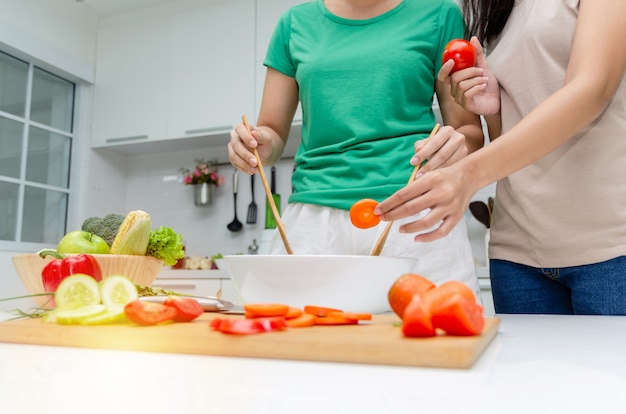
267, 203, 481, 303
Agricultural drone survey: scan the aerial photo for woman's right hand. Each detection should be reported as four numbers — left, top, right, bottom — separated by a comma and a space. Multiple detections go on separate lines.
228, 122, 276, 175
439, 37, 501, 116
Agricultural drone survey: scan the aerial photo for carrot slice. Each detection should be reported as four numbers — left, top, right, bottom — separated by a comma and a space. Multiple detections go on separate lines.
285, 313, 316, 328
350, 198, 381, 229
284, 306, 303, 319
244, 303, 289, 318
314, 314, 359, 325
303, 305, 343, 317
327, 311, 372, 321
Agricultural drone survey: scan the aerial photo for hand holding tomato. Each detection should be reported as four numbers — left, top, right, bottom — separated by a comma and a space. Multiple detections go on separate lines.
439, 37, 501, 116
442, 39, 476, 74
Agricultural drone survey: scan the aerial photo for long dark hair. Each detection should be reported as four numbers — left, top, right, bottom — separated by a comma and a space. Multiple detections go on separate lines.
462, 0, 515, 44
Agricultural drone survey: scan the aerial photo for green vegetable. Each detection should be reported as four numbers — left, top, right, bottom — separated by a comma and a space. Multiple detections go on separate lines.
146, 226, 185, 266
81, 214, 125, 247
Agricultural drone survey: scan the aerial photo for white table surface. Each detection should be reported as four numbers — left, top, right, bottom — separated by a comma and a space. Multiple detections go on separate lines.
1, 313, 625, 414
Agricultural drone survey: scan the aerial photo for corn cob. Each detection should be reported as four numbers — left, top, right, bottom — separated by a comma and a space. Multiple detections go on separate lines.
110, 210, 151, 255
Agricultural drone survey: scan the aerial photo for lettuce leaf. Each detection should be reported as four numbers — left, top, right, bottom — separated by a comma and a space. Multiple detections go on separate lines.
146, 226, 185, 266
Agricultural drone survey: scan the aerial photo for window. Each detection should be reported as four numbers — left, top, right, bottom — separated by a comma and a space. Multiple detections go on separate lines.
0, 51, 74, 245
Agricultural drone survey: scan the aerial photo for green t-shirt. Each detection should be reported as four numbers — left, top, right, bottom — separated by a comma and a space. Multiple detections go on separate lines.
264, 0, 464, 210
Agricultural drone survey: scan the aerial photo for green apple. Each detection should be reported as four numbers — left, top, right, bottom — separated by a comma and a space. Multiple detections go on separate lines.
57, 231, 110, 254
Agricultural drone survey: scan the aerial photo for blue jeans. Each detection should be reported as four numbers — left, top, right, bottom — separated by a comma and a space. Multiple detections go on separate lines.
489, 257, 626, 315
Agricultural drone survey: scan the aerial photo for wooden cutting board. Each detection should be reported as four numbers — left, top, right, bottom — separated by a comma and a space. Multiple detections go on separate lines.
0, 314, 499, 369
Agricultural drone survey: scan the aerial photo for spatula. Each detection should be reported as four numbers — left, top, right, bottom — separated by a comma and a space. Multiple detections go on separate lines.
242, 115, 294, 254
370, 123, 440, 256
246, 174, 257, 224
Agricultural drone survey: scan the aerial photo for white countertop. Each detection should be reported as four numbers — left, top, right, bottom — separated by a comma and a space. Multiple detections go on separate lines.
1, 314, 625, 414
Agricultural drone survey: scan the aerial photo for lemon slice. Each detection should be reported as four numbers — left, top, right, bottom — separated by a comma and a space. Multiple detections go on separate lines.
100, 275, 138, 307
55, 274, 101, 309
80, 305, 129, 325
56, 304, 107, 325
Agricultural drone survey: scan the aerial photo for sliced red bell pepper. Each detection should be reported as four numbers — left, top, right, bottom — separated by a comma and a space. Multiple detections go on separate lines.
163, 296, 204, 322
124, 300, 177, 326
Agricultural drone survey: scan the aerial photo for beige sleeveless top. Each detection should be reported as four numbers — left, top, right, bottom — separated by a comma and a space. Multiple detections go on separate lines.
487, 0, 626, 267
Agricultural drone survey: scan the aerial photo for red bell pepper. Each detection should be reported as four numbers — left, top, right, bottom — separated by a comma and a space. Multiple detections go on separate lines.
39, 249, 103, 297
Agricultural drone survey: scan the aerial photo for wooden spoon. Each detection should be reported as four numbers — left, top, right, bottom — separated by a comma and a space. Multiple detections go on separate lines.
370, 123, 441, 256
241, 115, 294, 254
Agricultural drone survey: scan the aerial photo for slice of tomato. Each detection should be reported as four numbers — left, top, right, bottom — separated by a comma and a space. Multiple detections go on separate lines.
244, 303, 290, 318
431, 296, 485, 336
402, 295, 436, 337
124, 300, 177, 326
350, 198, 381, 229
163, 296, 204, 322
303, 305, 343, 317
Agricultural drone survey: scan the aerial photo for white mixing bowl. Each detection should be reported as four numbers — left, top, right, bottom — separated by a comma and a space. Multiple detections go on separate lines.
223, 254, 418, 314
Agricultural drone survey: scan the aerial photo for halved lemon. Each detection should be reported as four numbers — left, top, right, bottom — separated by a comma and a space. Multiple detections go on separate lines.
100, 275, 138, 307
55, 274, 101, 309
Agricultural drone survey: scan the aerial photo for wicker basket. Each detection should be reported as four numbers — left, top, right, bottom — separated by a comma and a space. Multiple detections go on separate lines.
12, 253, 164, 307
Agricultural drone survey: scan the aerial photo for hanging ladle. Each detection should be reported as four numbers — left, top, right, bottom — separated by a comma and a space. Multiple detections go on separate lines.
227, 169, 243, 232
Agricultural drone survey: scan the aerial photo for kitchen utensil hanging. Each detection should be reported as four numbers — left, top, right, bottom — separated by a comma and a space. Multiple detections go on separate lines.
242, 115, 294, 254
227, 169, 243, 232
246, 174, 258, 224
370, 123, 441, 256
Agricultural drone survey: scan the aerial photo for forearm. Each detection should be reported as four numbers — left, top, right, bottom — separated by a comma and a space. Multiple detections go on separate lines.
459, 77, 613, 192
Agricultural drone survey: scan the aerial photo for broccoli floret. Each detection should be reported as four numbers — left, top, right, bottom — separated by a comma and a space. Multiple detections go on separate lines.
81, 216, 103, 234
80, 214, 125, 247
99, 214, 125, 247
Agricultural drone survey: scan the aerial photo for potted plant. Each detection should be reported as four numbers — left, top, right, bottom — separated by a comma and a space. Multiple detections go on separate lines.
180, 159, 225, 206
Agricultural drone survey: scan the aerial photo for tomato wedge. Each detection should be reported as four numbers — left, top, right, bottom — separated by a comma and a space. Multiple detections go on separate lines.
388, 273, 436, 318
431, 296, 485, 336
124, 300, 177, 326
350, 198, 381, 229
402, 295, 436, 337
163, 296, 204, 322
244, 303, 289, 318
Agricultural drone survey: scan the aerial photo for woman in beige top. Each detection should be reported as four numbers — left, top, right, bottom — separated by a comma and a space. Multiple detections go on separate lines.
375, 0, 626, 314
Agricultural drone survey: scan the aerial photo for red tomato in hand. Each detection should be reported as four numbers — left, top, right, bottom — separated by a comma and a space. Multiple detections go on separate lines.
442, 39, 476, 74
163, 296, 204, 322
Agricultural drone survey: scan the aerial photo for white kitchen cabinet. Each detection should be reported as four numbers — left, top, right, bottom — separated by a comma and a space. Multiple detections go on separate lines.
167, 0, 255, 141
154, 275, 221, 298
91, 0, 255, 155
91, 16, 170, 148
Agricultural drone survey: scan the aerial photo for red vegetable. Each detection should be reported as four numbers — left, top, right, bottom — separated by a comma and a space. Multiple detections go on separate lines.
430, 296, 485, 336
402, 295, 436, 337
124, 300, 177, 326
442, 39, 476, 74
163, 296, 204, 322
210, 317, 286, 335
39, 249, 103, 305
